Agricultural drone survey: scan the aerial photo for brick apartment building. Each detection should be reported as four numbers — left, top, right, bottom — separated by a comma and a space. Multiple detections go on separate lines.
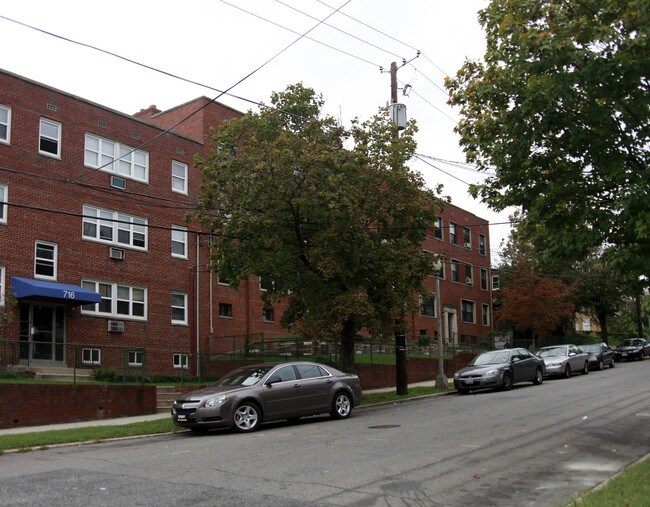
0, 68, 493, 377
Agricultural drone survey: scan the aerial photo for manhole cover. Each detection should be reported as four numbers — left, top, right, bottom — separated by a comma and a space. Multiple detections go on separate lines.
368, 424, 401, 429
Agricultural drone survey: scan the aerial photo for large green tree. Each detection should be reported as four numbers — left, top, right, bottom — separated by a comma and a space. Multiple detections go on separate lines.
194, 84, 444, 369
447, 0, 650, 274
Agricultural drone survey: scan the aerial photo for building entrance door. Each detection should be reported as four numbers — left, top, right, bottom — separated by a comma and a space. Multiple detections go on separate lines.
19, 303, 66, 363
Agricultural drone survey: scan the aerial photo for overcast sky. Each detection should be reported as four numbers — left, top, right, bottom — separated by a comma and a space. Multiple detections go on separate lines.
0, 0, 513, 261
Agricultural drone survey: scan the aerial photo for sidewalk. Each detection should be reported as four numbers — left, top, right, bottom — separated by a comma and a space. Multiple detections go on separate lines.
0, 380, 448, 436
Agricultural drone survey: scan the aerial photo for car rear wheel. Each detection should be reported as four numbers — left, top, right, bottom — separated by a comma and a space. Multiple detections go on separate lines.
564, 364, 571, 378
331, 391, 352, 419
597, 359, 604, 371
532, 367, 543, 385
233, 401, 261, 432
581, 361, 590, 374
610, 358, 615, 368
502, 373, 513, 390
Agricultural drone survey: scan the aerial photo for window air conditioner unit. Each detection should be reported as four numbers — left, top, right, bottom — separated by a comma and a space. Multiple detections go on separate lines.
464, 242, 471, 249
108, 320, 125, 333
466, 277, 473, 285
110, 176, 127, 190
109, 247, 125, 260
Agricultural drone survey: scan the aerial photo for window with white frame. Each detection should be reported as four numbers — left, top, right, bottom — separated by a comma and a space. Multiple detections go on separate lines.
0, 104, 11, 144
39, 118, 61, 158
173, 353, 189, 369
449, 222, 457, 244
0, 265, 5, 306
34, 241, 57, 280
128, 350, 144, 366
171, 226, 187, 258
492, 275, 500, 290
84, 133, 149, 183
82, 205, 147, 250
451, 260, 459, 282
171, 292, 188, 325
82, 348, 101, 365
480, 268, 488, 290
434, 217, 443, 240
479, 234, 487, 256
482, 304, 490, 326
419, 295, 435, 317
171, 161, 188, 194
461, 300, 475, 323
0, 184, 7, 224
81, 280, 147, 319
465, 264, 473, 285
219, 303, 233, 318
463, 227, 471, 248
263, 307, 274, 322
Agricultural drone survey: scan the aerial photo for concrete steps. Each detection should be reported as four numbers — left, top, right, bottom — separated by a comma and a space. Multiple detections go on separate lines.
9, 365, 96, 382
156, 386, 177, 413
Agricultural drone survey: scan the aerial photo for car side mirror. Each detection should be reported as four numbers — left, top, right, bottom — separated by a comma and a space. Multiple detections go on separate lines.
266, 375, 282, 386
512, 357, 520, 363
569, 352, 576, 357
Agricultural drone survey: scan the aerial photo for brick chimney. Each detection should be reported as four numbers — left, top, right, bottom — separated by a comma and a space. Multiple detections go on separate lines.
133, 105, 161, 119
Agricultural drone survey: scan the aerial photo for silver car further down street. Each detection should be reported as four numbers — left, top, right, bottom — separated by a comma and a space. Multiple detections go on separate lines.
453, 348, 545, 394
537, 344, 590, 378
172, 362, 362, 433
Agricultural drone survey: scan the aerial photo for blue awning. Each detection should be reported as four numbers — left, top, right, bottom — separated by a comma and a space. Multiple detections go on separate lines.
11, 277, 102, 306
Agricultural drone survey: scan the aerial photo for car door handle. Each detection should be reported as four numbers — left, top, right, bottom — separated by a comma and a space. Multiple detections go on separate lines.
293, 383, 301, 388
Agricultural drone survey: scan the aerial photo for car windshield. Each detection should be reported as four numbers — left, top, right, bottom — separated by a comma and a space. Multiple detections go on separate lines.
471, 351, 511, 366
538, 347, 568, 358
580, 345, 599, 353
621, 339, 642, 347
213, 366, 274, 387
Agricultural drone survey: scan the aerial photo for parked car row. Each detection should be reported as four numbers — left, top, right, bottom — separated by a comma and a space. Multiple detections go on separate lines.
454, 339, 648, 394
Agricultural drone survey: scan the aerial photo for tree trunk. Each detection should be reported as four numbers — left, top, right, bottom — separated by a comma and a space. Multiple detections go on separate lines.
598, 309, 608, 344
636, 293, 644, 338
339, 318, 356, 371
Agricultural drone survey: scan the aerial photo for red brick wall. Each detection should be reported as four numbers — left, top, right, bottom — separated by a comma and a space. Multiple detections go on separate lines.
0, 384, 156, 429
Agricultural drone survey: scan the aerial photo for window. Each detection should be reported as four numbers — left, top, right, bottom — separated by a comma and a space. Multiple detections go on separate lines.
463, 227, 471, 248
171, 292, 188, 324
128, 350, 144, 366
479, 234, 487, 256
434, 217, 443, 240
173, 353, 189, 369
81, 280, 147, 320
172, 161, 188, 194
217, 275, 232, 286
83, 205, 147, 250
492, 275, 500, 290
461, 300, 475, 323
0, 265, 5, 306
0, 184, 6, 224
419, 296, 435, 317
0, 104, 10, 144
480, 269, 488, 290
273, 365, 297, 382
219, 303, 233, 318
482, 304, 490, 326
82, 348, 101, 365
171, 226, 188, 259
39, 118, 61, 158
449, 222, 457, 244
451, 260, 459, 282
259, 277, 272, 292
263, 307, 274, 322
465, 264, 473, 285
296, 363, 328, 379
34, 241, 57, 280
84, 133, 149, 183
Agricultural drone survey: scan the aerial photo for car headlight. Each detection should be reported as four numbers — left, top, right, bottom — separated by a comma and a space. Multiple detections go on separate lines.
483, 369, 500, 378
204, 395, 229, 408
453, 372, 459, 379
547, 362, 562, 367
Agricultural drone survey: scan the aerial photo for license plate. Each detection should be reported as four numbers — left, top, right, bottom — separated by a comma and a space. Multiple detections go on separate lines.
622, 352, 628, 357
465, 378, 474, 385
177, 415, 187, 421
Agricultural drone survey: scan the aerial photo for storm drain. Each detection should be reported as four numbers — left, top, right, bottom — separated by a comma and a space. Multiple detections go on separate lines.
368, 424, 401, 429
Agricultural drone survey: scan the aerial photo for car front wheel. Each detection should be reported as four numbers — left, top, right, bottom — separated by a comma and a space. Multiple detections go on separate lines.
532, 368, 543, 385
331, 391, 352, 419
597, 359, 604, 371
564, 364, 571, 378
610, 358, 615, 368
233, 402, 261, 432
502, 373, 513, 390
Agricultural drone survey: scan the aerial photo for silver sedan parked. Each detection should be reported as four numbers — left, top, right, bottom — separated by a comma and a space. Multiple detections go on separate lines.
172, 362, 362, 433
537, 344, 590, 378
